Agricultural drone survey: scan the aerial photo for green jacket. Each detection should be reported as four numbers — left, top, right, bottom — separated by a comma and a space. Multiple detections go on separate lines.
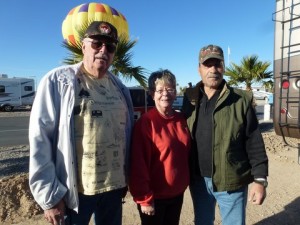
182, 81, 268, 192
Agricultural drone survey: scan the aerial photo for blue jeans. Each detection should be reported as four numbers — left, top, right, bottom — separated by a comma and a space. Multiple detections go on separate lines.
189, 176, 247, 225
65, 188, 124, 225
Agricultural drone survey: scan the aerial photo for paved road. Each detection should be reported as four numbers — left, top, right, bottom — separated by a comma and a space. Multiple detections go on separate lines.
0, 99, 271, 147
0, 116, 30, 147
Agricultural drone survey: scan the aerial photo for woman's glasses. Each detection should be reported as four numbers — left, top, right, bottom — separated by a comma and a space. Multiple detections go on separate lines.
155, 88, 176, 95
85, 40, 117, 53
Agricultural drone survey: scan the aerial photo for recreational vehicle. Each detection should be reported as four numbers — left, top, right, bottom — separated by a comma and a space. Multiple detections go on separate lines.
273, 0, 300, 140
0, 76, 35, 112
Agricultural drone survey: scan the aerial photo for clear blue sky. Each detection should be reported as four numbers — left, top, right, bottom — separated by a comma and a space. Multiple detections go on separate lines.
0, 0, 275, 88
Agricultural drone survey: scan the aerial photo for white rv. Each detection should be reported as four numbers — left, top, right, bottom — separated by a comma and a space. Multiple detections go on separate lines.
0, 75, 35, 112
273, 0, 300, 140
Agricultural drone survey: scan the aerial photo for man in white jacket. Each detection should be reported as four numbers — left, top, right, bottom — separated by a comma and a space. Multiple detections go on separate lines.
29, 21, 134, 225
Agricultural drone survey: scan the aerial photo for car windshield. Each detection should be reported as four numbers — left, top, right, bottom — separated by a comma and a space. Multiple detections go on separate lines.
172, 96, 183, 111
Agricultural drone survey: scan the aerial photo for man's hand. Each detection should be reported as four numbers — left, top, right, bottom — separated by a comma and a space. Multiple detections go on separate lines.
141, 203, 155, 216
44, 200, 65, 225
248, 182, 267, 205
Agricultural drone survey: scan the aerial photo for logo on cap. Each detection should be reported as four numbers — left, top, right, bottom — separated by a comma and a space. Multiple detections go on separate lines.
98, 23, 111, 35
84, 21, 118, 43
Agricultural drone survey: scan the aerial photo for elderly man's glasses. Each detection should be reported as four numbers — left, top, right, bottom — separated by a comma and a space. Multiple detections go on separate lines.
155, 88, 176, 95
85, 40, 117, 53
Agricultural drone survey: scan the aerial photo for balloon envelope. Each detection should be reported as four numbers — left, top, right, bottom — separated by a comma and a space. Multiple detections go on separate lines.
62, 2, 129, 47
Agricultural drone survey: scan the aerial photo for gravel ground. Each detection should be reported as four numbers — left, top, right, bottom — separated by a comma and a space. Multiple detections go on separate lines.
0, 145, 29, 179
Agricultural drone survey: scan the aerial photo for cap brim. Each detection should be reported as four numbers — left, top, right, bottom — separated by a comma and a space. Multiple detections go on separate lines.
86, 34, 118, 43
201, 54, 224, 63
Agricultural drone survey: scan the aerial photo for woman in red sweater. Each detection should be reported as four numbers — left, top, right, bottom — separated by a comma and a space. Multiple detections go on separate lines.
129, 69, 191, 225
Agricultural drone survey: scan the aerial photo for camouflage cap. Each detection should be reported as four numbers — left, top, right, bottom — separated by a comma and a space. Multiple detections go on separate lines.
84, 21, 118, 43
199, 44, 224, 63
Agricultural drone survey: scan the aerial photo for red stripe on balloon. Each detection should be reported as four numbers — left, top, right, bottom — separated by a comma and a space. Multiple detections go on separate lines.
68, 8, 76, 15
68, 35, 76, 45
120, 14, 127, 21
95, 4, 106, 12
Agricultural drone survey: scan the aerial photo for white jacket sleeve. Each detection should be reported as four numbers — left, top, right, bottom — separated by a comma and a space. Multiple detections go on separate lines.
28, 73, 67, 210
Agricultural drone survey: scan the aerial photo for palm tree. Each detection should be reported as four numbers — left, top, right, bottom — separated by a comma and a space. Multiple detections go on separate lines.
262, 79, 274, 92
225, 55, 273, 91
62, 28, 148, 88
110, 37, 148, 87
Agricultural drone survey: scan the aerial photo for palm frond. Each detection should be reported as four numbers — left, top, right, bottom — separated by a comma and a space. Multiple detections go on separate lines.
225, 55, 273, 90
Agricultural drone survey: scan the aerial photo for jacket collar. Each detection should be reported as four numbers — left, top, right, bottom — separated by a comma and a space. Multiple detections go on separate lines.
185, 79, 229, 106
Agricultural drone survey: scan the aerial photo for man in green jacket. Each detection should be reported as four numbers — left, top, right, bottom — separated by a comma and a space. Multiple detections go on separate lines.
182, 44, 268, 225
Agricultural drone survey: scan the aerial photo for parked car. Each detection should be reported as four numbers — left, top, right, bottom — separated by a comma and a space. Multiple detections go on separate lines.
172, 96, 183, 111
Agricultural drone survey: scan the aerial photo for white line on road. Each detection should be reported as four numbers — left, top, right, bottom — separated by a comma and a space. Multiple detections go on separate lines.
0, 129, 28, 133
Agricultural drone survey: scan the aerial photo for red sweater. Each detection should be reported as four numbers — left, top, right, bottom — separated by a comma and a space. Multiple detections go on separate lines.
129, 108, 191, 206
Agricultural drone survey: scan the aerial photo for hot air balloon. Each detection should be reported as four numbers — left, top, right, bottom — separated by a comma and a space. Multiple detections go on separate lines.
62, 2, 129, 48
